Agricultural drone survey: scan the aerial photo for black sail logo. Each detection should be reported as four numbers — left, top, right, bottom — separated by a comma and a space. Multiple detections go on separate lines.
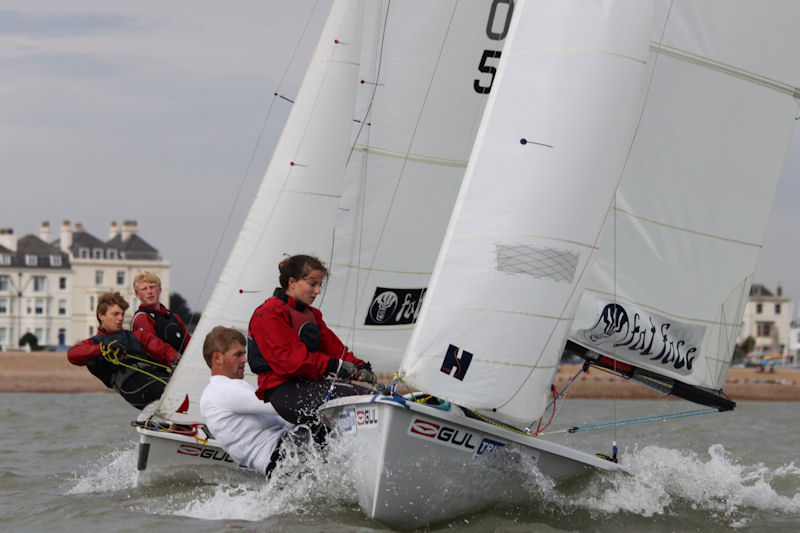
365, 287, 426, 326
578, 301, 705, 374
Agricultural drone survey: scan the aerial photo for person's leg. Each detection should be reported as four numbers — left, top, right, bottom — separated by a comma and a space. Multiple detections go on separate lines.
117, 370, 170, 409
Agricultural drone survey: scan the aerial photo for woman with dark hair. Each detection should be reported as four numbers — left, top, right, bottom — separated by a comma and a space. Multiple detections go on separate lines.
248, 254, 376, 436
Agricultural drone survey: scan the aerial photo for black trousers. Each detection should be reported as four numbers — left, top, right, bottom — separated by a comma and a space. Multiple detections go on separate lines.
267, 379, 373, 443
116, 369, 171, 410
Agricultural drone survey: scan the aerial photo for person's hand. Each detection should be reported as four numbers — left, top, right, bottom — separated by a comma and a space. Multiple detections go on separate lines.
355, 367, 377, 385
335, 360, 358, 380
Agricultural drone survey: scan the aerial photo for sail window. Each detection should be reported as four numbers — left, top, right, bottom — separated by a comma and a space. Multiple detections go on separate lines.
495, 243, 578, 284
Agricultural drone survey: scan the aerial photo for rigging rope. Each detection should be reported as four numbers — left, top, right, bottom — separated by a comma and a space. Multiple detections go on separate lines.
100, 340, 173, 386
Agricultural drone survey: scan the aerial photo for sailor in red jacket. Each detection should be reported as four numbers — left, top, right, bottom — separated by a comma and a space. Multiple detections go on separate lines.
131, 270, 191, 353
68, 291, 179, 409
248, 255, 376, 438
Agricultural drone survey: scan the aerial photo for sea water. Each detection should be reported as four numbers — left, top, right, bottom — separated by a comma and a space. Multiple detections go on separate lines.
1, 392, 798, 532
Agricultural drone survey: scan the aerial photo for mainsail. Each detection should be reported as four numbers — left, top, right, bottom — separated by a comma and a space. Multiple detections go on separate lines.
156, 0, 510, 421
320, 1, 513, 368
401, 0, 800, 426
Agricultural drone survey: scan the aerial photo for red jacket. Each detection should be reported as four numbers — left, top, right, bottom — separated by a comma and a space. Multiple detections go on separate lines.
132, 304, 191, 353
68, 327, 180, 367
249, 292, 365, 399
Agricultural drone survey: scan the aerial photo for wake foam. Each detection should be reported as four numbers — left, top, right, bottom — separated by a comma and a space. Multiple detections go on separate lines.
516, 443, 800, 527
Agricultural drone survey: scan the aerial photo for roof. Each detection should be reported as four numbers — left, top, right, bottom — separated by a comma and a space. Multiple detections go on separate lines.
749, 283, 774, 297
107, 233, 160, 260
2, 235, 70, 269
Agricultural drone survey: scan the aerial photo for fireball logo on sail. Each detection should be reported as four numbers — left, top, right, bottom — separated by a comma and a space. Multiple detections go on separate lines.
579, 302, 704, 374
368, 291, 398, 324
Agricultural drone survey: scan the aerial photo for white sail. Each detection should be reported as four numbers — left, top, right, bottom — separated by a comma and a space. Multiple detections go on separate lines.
568, 1, 800, 392
320, 1, 513, 370
156, 0, 365, 420
401, 0, 659, 426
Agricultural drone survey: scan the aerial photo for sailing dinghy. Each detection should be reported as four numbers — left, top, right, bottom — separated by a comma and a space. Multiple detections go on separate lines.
135, 0, 800, 528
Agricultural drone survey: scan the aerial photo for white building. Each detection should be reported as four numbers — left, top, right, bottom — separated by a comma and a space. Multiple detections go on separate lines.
0, 221, 170, 350
737, 283, 792, 355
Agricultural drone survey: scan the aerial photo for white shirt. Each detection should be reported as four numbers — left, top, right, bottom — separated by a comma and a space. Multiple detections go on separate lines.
199, 375, 292, 473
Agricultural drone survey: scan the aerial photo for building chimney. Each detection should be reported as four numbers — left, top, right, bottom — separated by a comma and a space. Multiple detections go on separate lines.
777, 283, 783, 297
39, 221, 52, 244
0, 228, 16, 251
109, 221, 120, 240
60, 220, 73, 253
121, 220, 138, 241
75, 222, 85, 233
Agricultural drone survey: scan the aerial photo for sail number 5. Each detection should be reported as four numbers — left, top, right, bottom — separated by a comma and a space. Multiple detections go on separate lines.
474, 0, 514, 94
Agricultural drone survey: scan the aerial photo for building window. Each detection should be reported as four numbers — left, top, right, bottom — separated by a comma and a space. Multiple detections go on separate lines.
93, 248, 103, 259
50, 255, 62, 267
108, 249, 118, 260
79, 248, 89, 258
59, 277, 67, 290
25, 254, 37, 267
775, 303, 781, 314
35, 328, 44, 344
0, 298, 7, 314
756, 322, 773, 337
58, 328, 66, 345
89, 295, 95, 312
26, 299, 33, 314
756, 303, 763, 314
0, 254, 10, 266
0, 327, 6, 346
95, 270, 104, 285
117, 271, 125, 285
0, 275, 9, 291
33, 276, 46, 292
35, 299, 44, 315
58, 300, 67, 316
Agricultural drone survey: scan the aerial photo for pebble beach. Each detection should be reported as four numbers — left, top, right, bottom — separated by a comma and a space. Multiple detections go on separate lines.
2, 350, 799, 401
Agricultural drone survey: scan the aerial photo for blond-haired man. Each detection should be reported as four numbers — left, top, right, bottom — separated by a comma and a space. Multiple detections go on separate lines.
132, 271, 191, 353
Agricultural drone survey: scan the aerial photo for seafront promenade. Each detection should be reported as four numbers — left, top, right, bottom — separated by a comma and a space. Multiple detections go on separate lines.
1, 351, 799, 400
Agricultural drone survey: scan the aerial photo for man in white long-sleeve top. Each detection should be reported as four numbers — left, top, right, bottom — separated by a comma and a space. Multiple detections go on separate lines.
199, 326, 294, 477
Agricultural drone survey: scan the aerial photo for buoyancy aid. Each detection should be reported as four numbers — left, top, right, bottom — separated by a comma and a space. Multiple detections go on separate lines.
87, 330, 160, 391
247, 289, 319, 374
133, 306, 186, 352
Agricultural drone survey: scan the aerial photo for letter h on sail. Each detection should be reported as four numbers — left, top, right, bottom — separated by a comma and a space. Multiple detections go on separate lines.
440, 344, 473, 381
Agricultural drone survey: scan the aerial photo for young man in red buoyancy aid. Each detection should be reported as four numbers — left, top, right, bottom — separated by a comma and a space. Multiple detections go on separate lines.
131, 271, 191, 354
68, 292, 179, 409
248, 255, 376, 441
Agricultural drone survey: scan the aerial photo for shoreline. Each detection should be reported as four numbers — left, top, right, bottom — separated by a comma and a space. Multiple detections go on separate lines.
2, 351, 799, 401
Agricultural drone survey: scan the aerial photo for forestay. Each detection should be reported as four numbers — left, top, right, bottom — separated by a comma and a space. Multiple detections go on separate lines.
401, 0, 658, 426
568, 1, 800, 392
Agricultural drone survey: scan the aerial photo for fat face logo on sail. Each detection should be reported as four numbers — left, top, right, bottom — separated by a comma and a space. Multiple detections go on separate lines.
440, 344, 473, 380
365, 287, 426, 326
407, 417, 477, 452
578, 301, 706, 374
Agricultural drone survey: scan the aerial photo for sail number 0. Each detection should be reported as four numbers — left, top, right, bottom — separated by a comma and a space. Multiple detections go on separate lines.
474, 0, 514, 94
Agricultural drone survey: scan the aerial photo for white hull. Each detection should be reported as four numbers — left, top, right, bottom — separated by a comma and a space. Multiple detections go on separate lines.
134, 421, 257, 483
319, 393, 625, 529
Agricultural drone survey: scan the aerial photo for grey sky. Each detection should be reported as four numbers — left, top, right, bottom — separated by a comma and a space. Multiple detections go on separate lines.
1, 1, 798, 318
